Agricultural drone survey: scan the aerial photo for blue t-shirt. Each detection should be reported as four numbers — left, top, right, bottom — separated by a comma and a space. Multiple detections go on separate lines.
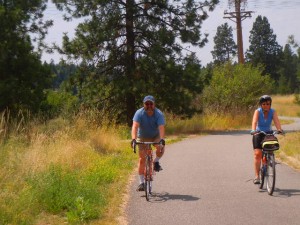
133, 107, 165, 138
256, 107, 274, 132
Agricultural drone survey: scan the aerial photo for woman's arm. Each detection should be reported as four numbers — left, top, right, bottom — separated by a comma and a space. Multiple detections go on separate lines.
251, 110, 259, 130
273, 111, 282, 131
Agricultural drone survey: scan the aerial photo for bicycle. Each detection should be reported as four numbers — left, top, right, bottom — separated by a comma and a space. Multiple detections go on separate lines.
133, 141, 163, 201
253, 130, 283, 195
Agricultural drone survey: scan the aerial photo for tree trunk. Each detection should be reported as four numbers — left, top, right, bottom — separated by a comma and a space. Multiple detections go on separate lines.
125, 0, 136, 126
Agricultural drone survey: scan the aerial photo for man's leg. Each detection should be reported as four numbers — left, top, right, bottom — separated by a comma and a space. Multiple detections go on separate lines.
136, 146, 146, 191
154, 137, 164, 172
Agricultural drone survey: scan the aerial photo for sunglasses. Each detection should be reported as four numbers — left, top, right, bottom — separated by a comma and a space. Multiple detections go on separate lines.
144, 102, 154, 106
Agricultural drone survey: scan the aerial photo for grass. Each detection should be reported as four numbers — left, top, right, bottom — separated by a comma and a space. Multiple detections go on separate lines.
271, 95, 300, 171
277, 132, 300, 171
0, 114, 136, 225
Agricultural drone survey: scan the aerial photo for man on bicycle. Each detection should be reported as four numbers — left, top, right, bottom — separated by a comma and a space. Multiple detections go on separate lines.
251, 95, 283, 184
131, 95, 166, 191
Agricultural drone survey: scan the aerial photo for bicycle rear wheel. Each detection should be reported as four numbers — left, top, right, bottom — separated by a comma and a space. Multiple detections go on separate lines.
266, 153, 276, 195
144, 156, 152, 201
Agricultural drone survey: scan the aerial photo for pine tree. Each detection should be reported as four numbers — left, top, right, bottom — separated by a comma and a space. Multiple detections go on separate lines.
0, 0, 53, 114
53, 0, 219, 125
278, 44, 298, 94
246, 15, 282, 82
211, 23, 237, 64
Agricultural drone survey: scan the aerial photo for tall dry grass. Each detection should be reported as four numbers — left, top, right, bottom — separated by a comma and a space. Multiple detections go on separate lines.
272, 95, 300, 117
166, 113, 252, 135
277, 132, 300, 171
0, 111, 135, 224
270, 95, 300, 170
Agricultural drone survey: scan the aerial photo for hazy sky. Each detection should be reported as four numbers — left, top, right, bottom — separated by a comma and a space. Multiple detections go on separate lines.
42, 1, 300, 65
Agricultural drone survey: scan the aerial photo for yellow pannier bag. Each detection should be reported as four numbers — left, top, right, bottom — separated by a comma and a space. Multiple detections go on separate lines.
262, 135, 279, 151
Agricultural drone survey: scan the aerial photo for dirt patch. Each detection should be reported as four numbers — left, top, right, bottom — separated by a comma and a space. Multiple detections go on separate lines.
116, 169, 137, 225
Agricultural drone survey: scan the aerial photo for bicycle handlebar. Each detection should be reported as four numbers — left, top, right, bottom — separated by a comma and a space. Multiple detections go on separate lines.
251, 130, 284, 136
133, 141, 163, 153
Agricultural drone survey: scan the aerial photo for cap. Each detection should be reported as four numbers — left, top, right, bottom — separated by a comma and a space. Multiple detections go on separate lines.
143, 95, 155, 103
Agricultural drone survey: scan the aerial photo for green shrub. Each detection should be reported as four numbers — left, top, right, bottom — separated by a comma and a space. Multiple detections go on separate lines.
44, 90, 78, 117
202, 62, 274, 114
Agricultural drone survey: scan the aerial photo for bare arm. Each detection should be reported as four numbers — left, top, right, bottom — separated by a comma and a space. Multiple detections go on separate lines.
158, 124, 165, 139
251, 110, 259, 130
273, 111, 282, 131
131, 121, 139, 139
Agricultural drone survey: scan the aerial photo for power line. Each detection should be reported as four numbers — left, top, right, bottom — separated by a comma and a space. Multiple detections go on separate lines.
246, 0, 300, 9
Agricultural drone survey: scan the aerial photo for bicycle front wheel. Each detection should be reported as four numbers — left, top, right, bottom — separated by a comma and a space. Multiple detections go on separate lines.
266, 153, 276, 195
259, 164, 265, 189
144, 156, 152, 201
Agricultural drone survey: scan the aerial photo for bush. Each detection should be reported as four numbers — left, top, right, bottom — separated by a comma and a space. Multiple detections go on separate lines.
201, 62, 274, 114
43, 90, 78, 118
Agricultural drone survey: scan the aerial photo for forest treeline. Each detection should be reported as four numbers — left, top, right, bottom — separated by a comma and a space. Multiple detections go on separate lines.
1, 0, 300, 127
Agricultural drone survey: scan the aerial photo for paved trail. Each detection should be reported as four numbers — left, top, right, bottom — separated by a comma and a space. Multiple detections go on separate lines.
124, 118, 300, 225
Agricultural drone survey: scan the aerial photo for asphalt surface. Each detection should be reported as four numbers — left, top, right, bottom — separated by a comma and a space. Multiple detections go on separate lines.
124, 117, 300, 225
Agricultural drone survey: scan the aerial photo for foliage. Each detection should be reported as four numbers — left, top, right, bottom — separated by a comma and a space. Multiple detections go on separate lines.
43, 90, 79, 118
49, 61, 77, 89
52, 0, 219, 125
211, 23, 237, 64
0, 0, 53, 114
201, 62, 274, 114
246, 15, 283, 82
149, 53, 205, 117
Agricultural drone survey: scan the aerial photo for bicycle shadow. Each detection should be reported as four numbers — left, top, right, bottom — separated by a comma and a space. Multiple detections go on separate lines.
257, 188, 300, 197
274, 188, 300, 198
145, 192, 200, 203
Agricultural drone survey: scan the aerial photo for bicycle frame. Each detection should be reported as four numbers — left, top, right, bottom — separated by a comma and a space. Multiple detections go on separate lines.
133, 141, 161, 201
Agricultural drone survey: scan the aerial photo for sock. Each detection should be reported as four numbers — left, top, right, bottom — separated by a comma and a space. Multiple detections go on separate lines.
139, 175, 144, 184
154, 157, 160, 163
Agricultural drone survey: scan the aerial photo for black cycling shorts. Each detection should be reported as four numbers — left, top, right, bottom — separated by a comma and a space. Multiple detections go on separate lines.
252, 133, 265, 149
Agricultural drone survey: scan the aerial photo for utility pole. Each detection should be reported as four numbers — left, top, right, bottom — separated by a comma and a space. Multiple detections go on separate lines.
224, 0, 253, 64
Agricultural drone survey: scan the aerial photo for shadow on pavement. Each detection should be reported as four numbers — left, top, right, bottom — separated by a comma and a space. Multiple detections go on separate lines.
147, 192, 200, 203
275, 188, 300, 197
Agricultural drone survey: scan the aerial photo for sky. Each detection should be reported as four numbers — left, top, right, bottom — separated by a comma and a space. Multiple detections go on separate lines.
42, 0, 300, 65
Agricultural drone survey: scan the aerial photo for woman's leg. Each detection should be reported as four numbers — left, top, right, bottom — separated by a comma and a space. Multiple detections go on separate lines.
254, 149, 262, 178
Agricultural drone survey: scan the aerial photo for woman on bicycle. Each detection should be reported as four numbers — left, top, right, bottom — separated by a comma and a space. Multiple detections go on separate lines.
251, 95, 283, 184
131, 95, 166, 191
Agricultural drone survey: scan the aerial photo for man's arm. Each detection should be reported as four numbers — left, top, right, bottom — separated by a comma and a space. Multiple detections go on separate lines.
131, 121, 139, 139
158, 124, 165, 139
